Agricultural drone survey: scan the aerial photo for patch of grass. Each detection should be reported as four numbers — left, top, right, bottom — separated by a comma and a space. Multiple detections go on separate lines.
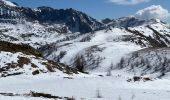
0, 91, 76, 100
30, 91, 62, 99
1, 72, 23, 77
0, 41, 42, 57
42, 60, 79, 74
31, 63, 38, 68
17, 57, 31, 68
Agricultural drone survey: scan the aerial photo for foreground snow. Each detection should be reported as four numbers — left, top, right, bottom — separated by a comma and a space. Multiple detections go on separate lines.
1, 71, 170, 100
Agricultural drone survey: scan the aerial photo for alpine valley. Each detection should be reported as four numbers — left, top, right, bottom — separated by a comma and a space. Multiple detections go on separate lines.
1, 0, 170, 100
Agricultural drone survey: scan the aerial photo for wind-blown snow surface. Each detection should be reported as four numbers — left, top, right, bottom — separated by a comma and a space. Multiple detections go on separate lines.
1, 72, 170, 100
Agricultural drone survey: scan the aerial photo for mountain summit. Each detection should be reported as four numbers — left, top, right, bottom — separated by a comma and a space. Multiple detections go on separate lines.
0, 0, 17, 7
21, 7, 102, 33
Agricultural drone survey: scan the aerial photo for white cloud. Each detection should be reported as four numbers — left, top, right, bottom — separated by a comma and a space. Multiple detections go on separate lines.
110, 0, 150, 5
135, 5, 170, 20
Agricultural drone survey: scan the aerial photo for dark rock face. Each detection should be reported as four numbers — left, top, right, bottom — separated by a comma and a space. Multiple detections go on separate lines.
21, 7, 102, 33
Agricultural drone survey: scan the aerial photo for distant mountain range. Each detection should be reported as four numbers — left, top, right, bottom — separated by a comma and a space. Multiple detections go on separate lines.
0, 1, 102, 33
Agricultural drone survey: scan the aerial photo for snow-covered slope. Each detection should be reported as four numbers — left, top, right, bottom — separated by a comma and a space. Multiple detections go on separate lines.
0, 51, 80, 77
115, 47, 170, 78
40, 28, 142, 72
39, 21, 170, 72
0, 21, 88, 48
0, 41, 80, 77
0, 18, 170, 72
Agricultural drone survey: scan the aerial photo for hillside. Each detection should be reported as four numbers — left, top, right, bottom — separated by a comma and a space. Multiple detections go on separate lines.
0, 6, 170, 73
39, 20, 170, 72
0, 41, 80, 77
116, 47, 170, 78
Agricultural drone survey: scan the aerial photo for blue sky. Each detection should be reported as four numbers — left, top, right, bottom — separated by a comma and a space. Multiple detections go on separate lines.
9, 0, 170, 20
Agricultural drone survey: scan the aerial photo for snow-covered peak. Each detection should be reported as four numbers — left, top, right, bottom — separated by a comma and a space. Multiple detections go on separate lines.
104, 16, 165, 28
116, 16, 162, 27
1, 0, 17, 7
